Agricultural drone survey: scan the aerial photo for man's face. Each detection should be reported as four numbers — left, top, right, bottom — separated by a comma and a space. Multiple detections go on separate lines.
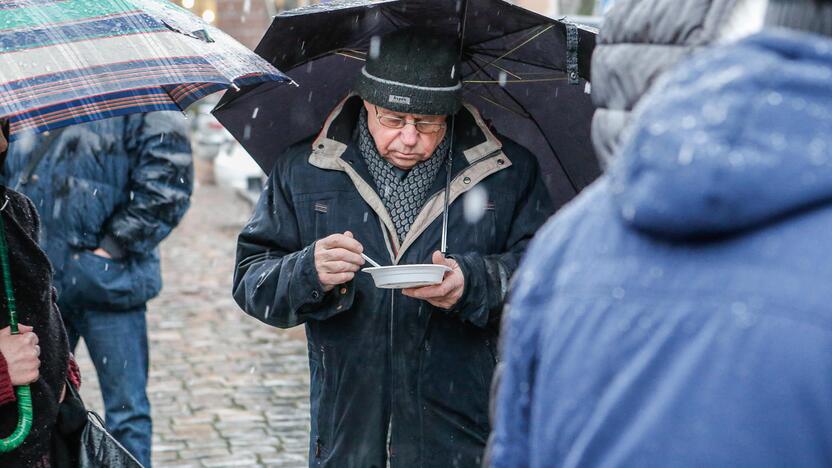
364, 101, 447, 170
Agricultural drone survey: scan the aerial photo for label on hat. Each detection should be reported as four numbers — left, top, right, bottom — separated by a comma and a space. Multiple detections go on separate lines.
388, 95, 411, 105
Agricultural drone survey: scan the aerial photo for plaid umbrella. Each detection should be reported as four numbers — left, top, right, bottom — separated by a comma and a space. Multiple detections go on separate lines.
0, 0, 289, 139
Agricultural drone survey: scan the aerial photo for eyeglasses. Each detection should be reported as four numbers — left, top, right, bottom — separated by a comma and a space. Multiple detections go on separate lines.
374, 106, 446, 134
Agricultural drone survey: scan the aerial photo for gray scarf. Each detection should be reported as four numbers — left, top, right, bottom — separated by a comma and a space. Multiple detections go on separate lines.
356, 108, 449, 242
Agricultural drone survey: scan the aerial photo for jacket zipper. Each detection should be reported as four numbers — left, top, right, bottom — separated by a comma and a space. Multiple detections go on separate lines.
374, 211, 397, 464
387, 291, 395, 464
371, 217, 398, 463
317, 344, 327, 459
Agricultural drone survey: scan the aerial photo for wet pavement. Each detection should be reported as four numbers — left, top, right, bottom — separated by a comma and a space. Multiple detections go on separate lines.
76, 180, 311, 467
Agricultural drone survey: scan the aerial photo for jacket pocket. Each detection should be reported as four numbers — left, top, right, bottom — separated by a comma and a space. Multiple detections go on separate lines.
294, 192, 364, 247
418, 322, 493, 441
295, 197, 331, 247
60, 249, 145, 311
458, 198, 499, 254
62, 176, 122, 248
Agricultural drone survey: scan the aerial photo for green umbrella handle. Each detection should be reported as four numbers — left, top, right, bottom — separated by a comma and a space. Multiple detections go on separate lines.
0, 386, 33, 452
0, 200, 33, 452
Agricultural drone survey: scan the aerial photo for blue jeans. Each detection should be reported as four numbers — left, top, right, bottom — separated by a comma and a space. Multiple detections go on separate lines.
62, 304, 152, 467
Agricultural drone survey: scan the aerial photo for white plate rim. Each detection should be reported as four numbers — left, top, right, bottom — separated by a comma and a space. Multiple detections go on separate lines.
362, 264, 452, 273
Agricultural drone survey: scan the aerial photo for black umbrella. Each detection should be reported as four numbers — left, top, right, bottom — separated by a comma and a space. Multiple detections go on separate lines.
214, 0, 600, 208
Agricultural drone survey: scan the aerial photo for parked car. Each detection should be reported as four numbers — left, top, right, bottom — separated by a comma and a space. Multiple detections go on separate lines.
214, 139, 266, 205
190, 93, 234, 161
565, 15, 602, 28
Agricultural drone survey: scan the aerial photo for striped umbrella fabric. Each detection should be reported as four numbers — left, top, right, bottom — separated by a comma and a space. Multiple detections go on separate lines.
0, 0, 289, 139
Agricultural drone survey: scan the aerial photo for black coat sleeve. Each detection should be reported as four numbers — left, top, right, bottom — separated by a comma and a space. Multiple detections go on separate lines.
232, 158, 355, 329
450, 145, 554, 328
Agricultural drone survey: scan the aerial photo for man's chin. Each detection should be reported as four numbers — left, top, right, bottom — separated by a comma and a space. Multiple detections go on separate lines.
385, 153, 424, 170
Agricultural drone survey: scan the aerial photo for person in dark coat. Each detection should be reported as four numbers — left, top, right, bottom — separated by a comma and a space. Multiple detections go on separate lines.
233, 29, 553, 468
0, 124, 81, 468
0, 112, 193, 467
490, 0, 832, 466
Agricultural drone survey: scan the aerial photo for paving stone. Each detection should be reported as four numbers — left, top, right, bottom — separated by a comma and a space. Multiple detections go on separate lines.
260, 452, 307, 466
153, 450, 182, 462
178, 446, 233, 459
154, 442, 188, 452
229, 437, 282, 448
186, 439, 231, 450
200, 453, 259, 467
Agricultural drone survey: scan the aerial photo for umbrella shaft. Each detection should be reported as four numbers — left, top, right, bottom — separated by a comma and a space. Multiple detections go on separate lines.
0, 211, 18, 332
441, 156, 452, 254
441, 112, 459, 255
442, 2, 468, 255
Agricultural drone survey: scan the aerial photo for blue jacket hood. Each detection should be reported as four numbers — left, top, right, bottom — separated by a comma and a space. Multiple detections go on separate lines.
609, 29, 832, 239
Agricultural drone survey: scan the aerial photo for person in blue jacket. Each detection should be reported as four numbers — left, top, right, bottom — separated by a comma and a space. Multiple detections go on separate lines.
490, 0, 832, 466
0, 112, 193, 467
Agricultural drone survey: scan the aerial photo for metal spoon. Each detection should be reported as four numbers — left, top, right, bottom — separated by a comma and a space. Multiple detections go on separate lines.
361, 252, 382, 268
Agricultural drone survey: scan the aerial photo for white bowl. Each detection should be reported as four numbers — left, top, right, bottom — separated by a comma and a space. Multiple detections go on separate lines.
362, 264, 451, 289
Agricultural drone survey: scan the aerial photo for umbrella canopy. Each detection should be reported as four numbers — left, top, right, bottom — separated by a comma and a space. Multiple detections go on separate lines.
214, 0, 601, 207
0, 0, 288, 139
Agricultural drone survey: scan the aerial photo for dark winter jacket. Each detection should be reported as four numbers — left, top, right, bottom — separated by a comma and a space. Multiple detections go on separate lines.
0, 187, 70, 468
490, 30, 832, 467
233, 96, 553, 468
591, 0, 747, 167
0, 112, 193, 311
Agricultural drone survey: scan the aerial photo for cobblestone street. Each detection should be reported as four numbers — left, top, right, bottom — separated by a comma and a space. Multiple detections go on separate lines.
76, 179, 311, 467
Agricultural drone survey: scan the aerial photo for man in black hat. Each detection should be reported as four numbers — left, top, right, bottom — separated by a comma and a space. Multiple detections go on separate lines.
233, 29, 553, 467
